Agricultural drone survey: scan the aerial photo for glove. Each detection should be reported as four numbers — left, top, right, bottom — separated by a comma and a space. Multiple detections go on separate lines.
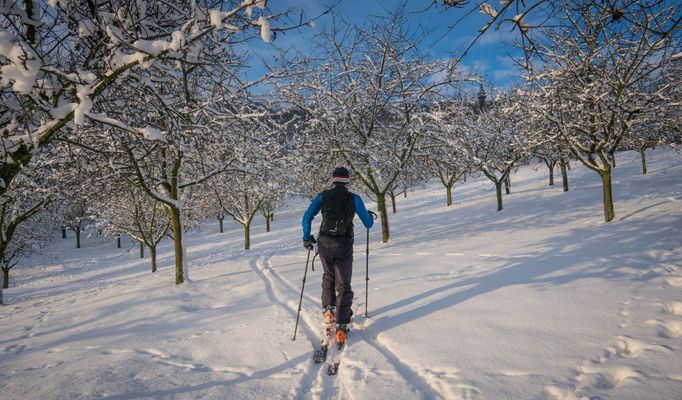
303, 235, 316, 250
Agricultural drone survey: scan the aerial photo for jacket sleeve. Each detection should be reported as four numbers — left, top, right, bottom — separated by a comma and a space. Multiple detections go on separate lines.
302, 193, 323, 241
354, 194, 374, 229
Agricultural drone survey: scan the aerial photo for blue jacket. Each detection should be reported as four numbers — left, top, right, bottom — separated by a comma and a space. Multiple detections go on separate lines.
302, 189, 374, 241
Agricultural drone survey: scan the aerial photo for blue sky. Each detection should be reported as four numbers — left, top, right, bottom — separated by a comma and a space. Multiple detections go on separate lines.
244, 0, 526, 93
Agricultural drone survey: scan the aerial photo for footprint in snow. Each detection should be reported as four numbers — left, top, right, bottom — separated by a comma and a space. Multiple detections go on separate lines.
607, 336, 663, 358
594, 367, 639, 390
661, 302, 682, 316
646, 319, 682, 338
664, 277, 682, 287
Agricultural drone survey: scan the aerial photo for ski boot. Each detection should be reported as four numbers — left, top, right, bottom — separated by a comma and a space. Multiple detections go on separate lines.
335, 324, 348, 349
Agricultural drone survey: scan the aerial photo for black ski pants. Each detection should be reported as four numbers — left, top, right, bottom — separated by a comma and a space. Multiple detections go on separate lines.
318, 234, 354, 325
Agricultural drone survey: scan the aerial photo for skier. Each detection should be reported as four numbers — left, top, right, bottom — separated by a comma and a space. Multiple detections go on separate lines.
302, 166, 374, 346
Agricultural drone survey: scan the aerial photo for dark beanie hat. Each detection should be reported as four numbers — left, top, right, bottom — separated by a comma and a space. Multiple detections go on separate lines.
331, 166, 350, 184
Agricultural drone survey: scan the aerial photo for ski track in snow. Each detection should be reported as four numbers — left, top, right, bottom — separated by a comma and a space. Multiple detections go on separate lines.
254, 252, 468, 400
248, 251, 354, 400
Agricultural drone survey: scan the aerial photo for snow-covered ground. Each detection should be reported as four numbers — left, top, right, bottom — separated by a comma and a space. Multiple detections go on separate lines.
2, 149, 681, 400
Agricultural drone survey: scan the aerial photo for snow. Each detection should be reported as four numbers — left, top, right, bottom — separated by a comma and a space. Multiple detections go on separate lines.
0, 40, 41, 94
140, 127, 165, 141
2, 149, 682, 399
133, 32, 186, 56
74, 85, 93, 125
49, 103, 76, 119
258, 16, 271, 43
209, 10, 226, 29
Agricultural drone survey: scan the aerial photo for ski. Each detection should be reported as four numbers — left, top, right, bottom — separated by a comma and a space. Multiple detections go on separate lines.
313, 344, 328, 363
326, 330, 347, 376
326, 303, 358, 375
327, 360, 340, 375
313, 319, 335, 364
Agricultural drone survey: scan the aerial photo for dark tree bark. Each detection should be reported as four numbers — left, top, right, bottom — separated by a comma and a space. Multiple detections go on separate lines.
218, 215, 224, 233
600, 167, 615, 222
640, 148, 647, 175
560, 158, 569, 192
376, 193, 390, 242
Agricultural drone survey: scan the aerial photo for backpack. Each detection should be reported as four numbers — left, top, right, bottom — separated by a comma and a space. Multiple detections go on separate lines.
320, 185, 355, 237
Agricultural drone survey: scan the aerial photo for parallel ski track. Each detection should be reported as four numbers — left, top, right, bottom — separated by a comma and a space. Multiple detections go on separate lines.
248, 251, 353, 399
254, 251, 446, 399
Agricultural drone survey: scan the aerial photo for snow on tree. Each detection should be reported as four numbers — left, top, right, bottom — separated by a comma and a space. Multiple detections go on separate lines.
622, 54, 682, 175
421, 99, 477, 207
280, 9, 456, 242
0, 148, 57, 291
65, 64, 243, 284
460, 91, 542, 211
527, 0, 681, 222
91, 184, 170, 273
195, 99, 295, 250
0, 0, 309, 201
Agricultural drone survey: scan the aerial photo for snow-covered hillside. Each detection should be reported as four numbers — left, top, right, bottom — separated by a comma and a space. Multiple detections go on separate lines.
2, 149, 681, 400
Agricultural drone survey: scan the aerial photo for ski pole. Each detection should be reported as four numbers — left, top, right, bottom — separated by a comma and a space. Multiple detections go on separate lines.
292, 248, 312, 341
365, 211, 378, 319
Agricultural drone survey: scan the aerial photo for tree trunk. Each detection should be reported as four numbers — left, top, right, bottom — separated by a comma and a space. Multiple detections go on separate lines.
0, 272, 3, 303
265, 214, 271, 232
390, 193, 397, 214
62, 228, 66, 239
403, 187, 407, 198
168, 205, 185, 284
495, 181, 504, 211
547, 161, 555, 186
609, 152, 617, 168
376, 193, 390, 243
117, 235, 121, 248
504, 176, 511, 195
560, 159, 569, 192
244, 222, 251, 250
150, 246, 157, 273
140, 242, 144, 258
76, 228, 81, 249
600, 168, 615, 223
218, 215, 224, 233
446, 185, 453, 207
2, 268, 8, 289
640, 148, 647, 175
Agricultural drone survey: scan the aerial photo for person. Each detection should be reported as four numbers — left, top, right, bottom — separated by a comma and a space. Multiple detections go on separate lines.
302, 166, 374, 345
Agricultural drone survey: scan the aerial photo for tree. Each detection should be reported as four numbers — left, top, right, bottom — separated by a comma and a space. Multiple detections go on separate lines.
529, 0, 681, 222
282, 9, 455, 242
462, 92, 540, 211
199, 102, 292, 250
0, 1, 309, 199
93, 186, 171, 273
0, 149, 57, 290
623, 55, 682, 174
423, 100, 475, 207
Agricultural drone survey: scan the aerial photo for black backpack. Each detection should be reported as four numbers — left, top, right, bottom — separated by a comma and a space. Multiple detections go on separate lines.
320, 185, 355, 237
